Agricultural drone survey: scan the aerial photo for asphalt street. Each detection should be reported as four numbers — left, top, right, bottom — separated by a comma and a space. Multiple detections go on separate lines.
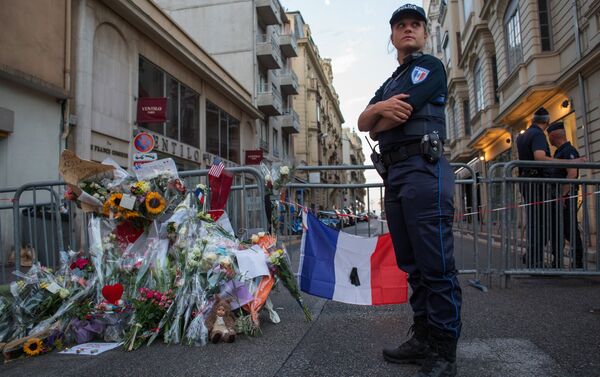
1, 220, 599, 376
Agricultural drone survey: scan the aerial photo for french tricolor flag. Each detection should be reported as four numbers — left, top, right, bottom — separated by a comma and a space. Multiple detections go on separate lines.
298, 212, 408, 305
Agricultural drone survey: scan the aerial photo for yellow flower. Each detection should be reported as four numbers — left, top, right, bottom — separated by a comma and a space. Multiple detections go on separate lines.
39, 281, 49, 290
108, 193, 123, 209
23, 338, 43, 356
133, 181, 151, 194
145, 192, 166, 216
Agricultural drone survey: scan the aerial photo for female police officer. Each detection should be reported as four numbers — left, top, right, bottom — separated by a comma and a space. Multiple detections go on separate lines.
358, 5, 461, 377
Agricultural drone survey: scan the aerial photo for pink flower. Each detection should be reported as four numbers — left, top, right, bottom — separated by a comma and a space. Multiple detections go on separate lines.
64, 187, 78, 201
146, 291, 154, 299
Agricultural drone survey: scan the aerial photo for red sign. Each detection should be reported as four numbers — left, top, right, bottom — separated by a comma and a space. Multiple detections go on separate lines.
245, 150, 264, 165
137, 97, 167, 123
133, 132, 155, 153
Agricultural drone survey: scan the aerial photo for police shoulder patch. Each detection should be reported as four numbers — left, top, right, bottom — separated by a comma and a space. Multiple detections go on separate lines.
411, 66, 430, 84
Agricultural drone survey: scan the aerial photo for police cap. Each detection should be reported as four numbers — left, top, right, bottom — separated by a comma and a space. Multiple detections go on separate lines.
547, 121, 565, 133
389, 4, 427, 26
532, 107, 550, 123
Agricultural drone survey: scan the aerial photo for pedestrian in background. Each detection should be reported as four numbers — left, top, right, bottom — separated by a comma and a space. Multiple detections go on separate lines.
516, 107, 553, 268
547, 121, 584, 268
358, 4, 461, 377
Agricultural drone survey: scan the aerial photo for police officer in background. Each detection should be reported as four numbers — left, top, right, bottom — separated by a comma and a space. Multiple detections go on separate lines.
516, 107, 553, 268
547, 122, 584, 268
358, 5, 461, 377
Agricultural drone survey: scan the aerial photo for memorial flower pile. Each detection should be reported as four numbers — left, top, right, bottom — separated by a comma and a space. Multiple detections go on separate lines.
0, 151, 311, 361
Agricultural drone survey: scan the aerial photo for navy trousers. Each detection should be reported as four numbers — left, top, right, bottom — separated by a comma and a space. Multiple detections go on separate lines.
384, 155, 462, 338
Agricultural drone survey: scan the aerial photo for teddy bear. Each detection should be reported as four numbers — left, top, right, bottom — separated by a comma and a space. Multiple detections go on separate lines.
205, 295, 236, 343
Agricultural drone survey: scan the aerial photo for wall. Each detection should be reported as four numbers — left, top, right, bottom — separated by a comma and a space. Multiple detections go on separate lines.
155, 0, 255, 95
0, 0, 68, 92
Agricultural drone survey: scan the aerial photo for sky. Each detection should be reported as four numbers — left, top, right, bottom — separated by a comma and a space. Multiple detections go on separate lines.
282, 0, 423, 213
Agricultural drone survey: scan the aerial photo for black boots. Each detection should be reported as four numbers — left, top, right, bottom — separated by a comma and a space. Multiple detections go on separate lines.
382, 317, 430, 365
414, 329, 457, 377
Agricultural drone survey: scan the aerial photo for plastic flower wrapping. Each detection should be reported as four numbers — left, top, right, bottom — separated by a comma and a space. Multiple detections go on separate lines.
0, 152, 311, 360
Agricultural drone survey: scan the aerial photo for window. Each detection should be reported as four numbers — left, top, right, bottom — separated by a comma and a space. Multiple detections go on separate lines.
474, 59, 485, 112
504, 0, 523, 73
442, 32, 451, 67
260, 121, 269, 151
463, 100, 471, 136
283, 134, 289, 158
453, 102, 460, 138
538, 0, 552, 51
138, 57, 200, 147
436, 26, 442, 53
463, 0, 473, 22
491, 57, 499, 103
206, 101, 240, 163
447, 105, 456, 140
272, 128, 279, 157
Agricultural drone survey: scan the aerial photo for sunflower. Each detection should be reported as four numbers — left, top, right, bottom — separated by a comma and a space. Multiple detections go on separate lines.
23, 338, 43, 356
102, 200, 112, 216
108, 193, 123, 209
145, 192, 166, 216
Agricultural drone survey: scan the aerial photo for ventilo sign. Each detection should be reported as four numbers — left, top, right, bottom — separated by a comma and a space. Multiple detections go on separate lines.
137, 97, 167, 123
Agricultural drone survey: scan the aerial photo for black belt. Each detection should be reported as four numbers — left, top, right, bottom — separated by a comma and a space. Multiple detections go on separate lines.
381, 143, 422, 167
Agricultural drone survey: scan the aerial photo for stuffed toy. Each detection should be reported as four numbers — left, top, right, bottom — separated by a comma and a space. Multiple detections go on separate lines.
205, 296, 236, 343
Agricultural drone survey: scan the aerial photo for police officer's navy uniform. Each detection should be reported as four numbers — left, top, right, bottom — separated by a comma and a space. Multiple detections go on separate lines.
516, 120, 551, 268
370, 53, 462, 340
547, 131, 584, 268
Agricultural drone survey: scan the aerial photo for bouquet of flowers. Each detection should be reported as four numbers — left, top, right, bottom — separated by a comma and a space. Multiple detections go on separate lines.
123, 287, 174, 351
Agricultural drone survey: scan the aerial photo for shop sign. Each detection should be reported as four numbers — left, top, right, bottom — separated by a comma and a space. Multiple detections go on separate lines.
90, 132, 129, 167
245, 150, 264, 165
143, 130, 201, 163
137, 97, 167, 123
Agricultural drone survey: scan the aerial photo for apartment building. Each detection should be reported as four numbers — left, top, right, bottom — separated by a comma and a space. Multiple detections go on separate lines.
341, 128, 366, 211
155, 0, 300, 166
431, 0, 600, 170
287, 11, 345, 211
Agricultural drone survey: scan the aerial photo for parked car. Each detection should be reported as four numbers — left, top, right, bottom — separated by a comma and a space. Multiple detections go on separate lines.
357, 212, 369, 222
319, 212, 341, 230
334, 209, 349, 227
342, 208, 356, 226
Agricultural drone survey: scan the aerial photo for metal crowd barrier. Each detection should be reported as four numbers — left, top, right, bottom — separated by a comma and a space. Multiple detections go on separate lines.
276, 164, 481, 279
7, 161, 600, 288
2, 181, 80, 283
0, 167, 267, 283
496, 160, 600, 287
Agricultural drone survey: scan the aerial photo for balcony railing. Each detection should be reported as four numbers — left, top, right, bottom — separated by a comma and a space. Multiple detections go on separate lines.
278, 68, 299, 95
257, 83, 283, 116
255, 0, 280, 26
279, 33, 298, 57
256, 33, 282, 69
280, 107, 300, 134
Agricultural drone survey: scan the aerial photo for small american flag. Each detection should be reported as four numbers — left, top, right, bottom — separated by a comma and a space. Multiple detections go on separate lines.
208, 159, 225, 178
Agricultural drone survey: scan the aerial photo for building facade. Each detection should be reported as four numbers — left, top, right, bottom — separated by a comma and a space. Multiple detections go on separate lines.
155, 0, 300, 166
430, 0, 600, 231
287, 11, 345, 211
341, 128, 366, 211
0, 0, 265, 251
0, 0, 71, 187
432, 0, 600, 169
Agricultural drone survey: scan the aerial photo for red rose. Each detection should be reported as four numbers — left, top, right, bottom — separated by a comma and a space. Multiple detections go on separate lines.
75, 258, 88, 270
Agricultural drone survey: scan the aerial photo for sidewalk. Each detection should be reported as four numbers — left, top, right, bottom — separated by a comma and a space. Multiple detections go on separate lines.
1, 245, 599, 376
